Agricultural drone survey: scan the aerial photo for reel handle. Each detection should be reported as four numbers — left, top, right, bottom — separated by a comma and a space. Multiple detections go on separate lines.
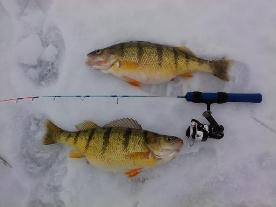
203, 111, 219, 127
185, 91, 262, 104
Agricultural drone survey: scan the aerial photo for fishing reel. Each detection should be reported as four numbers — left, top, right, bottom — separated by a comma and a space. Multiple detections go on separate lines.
186, 107, 224, 142
184, 91, 262, 143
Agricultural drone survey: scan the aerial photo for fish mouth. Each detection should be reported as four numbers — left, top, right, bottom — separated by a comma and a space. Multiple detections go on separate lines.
154, 150, 179, 160
173, 139, 184, 152
155, 145, 183, 160
87, 52, 94, 57
86, 58, 110, 70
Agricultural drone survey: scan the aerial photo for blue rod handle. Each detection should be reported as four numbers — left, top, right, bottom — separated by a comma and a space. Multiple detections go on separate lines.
185, 92, 262, 103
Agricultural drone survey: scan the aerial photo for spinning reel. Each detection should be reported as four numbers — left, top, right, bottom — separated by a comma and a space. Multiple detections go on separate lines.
184, 91, 262, 143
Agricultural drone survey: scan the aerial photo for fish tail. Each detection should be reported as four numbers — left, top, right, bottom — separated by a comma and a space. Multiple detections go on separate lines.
210, 58, 231, 81
43, 120, 63, 145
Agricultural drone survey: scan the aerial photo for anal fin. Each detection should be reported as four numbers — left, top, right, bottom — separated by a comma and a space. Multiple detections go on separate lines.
69, 148, 85, 159
179, 72, 193, 78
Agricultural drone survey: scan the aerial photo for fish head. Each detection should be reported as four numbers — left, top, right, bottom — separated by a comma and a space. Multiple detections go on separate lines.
86, 48, 117, 70
146, 133, 184, 162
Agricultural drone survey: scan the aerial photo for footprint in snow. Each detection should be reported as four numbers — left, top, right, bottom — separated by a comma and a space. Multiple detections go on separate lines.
20, 115, 67, 206
16, 0, 65, 86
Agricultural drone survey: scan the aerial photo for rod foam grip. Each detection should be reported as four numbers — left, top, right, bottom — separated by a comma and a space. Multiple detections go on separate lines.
185, 92, 262, 103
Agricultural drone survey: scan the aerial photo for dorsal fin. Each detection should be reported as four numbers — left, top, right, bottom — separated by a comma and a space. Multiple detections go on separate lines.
103, 118, 142, 129
177, 46, 195, 56
75, 121, 99, 130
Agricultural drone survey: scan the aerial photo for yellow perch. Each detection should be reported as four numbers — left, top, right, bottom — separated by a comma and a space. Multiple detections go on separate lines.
43, 118, 183, 177
86, 41, 231, 87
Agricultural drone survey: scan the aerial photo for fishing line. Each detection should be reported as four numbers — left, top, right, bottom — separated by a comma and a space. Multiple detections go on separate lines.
0, 155, 12, 168
0, 94, 187, 104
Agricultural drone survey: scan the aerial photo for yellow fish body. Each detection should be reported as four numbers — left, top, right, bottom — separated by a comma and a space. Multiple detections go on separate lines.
86, 41, 231, 86
43, 118, 183, 177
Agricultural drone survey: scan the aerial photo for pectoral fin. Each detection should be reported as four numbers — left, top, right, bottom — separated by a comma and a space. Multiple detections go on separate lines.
69, 148, 85, 158
124, 168, 143, 177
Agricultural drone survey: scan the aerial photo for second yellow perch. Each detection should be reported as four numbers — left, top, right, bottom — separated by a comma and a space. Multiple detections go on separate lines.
43, 118, 184, 177
86, 41, 231, 87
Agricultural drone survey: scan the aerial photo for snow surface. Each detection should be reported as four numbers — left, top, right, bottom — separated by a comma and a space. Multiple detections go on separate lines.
0, 0, 276, 206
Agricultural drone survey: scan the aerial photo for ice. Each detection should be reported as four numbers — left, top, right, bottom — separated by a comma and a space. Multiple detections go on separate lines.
1, 0, 276, 206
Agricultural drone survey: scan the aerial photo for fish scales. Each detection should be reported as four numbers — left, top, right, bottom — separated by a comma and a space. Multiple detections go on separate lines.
112, 41, 197, 76
76, 130, 90, 151
61, 127, 151, 168
85, 128, 96, 151
59, 127, 147, 155
86, 128, 150, 169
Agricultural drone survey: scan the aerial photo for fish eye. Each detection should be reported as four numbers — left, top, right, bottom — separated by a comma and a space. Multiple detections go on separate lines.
95, 50, 102, 55
166, 137, 172, 141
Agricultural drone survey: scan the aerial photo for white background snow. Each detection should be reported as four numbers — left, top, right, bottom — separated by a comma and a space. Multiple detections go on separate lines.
0, 0, 276, 206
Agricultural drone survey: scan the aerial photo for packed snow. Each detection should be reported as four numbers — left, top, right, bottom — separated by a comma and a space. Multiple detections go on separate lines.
0, 0, 276, 207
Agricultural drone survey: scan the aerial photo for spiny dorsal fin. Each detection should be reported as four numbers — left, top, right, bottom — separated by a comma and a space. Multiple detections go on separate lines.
177, 46, 195, 56
75, 121, 99, 130
103, 118, 142, 129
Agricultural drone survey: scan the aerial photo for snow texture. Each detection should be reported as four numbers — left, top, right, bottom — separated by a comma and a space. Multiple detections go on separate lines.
0, 0, 276, 207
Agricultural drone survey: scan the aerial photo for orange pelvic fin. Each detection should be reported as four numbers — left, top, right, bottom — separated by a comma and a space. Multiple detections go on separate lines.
124, 168, 143, 177
179, 71, 193, 78
124, 76, 141, 87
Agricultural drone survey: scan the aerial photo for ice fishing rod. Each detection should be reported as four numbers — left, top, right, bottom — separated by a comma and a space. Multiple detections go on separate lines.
185, 92, 262, 142
0, 92, 262, 104
0, 91, 262, 142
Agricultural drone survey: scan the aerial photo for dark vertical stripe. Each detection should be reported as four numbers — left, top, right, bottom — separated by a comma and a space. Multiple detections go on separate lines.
156, 45, 163, 66
119, 43, 125, 57
74, 131, 80, 144
85, 128, 96, 151
65, 133, 72, 142
123, 128, 132, 150
102, 128, 112, 154
182, 51, 189, 68
137, 42, 143, 64
173, 48, 179, 69
143, 131, 148, 144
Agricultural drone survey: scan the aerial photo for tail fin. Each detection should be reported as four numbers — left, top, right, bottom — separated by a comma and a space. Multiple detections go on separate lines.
211, 58, 231, 81
43, 120, 63, 145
